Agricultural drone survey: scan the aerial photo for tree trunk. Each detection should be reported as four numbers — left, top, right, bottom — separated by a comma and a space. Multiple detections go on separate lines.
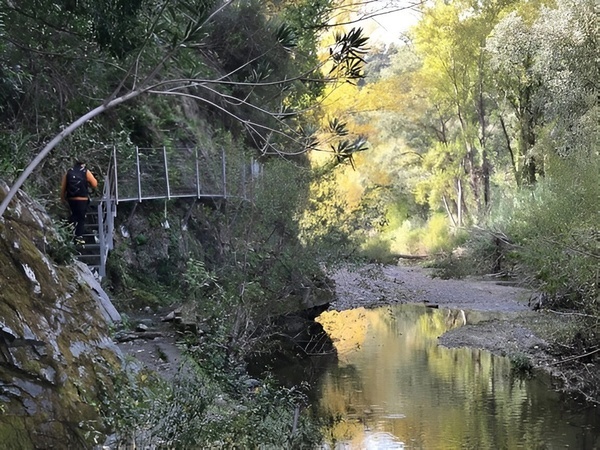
518, 84, 538, 186
457, 178, 463, 227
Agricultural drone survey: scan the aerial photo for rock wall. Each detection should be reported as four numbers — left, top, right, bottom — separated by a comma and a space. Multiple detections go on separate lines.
0, 182, 122, 449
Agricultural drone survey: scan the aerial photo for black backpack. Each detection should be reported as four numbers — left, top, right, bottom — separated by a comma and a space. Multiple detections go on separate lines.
66, 166, 89, 198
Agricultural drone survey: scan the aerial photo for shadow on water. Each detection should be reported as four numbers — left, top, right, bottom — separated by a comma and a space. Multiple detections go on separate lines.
310, 303, 600, 450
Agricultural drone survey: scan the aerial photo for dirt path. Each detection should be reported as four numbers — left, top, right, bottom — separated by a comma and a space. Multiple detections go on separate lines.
331, 263, 532, 312
115, 310, 184, 380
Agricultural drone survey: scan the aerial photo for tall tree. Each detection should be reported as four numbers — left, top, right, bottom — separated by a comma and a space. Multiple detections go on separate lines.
486, 6, 547, 185
487, 0, 597, 186
411, 0, 517, 223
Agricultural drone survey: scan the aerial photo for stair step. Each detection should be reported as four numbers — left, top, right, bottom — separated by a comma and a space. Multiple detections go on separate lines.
74, 198, 112, 275
76, 234, 98, 241
87, 266, 101, 274
76, 254, 101, 263
78, 243, 101, 251
76, 247, 100, 254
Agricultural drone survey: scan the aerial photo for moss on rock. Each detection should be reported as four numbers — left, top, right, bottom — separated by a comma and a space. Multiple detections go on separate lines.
0, 182, 122, 449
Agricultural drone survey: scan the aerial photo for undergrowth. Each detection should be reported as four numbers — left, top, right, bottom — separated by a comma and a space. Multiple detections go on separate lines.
439, 156, 600, 403
101, 326, 323, 448
47, 219, 77, 265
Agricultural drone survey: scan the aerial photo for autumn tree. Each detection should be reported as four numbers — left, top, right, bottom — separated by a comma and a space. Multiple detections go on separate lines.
410, 0, 523, 224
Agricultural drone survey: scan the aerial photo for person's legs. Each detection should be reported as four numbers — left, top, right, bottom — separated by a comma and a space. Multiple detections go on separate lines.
68, 199, 89, 240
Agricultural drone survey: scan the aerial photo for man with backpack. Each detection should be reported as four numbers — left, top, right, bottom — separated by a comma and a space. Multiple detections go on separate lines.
61, 160, 98, 245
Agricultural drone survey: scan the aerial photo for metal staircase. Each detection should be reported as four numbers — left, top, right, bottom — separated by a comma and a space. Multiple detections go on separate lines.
75, 164, 117, 277
73, 201, 105, 274
75, 146, 259, 278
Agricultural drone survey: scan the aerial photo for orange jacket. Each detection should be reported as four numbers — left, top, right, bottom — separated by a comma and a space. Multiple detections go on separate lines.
61, 168, 98, 202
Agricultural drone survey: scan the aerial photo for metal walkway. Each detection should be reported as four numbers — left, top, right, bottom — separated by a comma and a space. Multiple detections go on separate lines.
80, 146, 260, 277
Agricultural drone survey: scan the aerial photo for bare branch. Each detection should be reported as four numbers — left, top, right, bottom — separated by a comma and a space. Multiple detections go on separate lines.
547, 309, 600, 320
327, 0, 424, 27
549, 347, 600, 365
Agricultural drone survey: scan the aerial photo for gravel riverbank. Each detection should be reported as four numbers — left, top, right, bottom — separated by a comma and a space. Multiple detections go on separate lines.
329, 262, 597, 403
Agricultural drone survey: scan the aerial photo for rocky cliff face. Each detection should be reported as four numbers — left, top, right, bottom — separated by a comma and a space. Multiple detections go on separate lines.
0, 182, 122, 449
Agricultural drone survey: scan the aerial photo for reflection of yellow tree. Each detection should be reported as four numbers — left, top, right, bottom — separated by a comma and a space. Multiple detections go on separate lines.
318, 304, 580, 449
317, 308, 369, 358
318, 367, 370, 446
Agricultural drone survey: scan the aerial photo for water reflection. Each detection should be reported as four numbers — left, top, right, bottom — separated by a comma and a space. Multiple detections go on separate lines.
315, 304, 600, 450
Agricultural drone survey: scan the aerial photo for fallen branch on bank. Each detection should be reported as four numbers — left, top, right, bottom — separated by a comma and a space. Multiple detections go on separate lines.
396, 254, 429, 260
114, 331, 166, 342
547, 309, 600, 320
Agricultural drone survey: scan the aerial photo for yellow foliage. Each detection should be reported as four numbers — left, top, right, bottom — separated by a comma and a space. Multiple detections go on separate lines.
380, 212, 456, 256
421, 212, 451, 253
321, 83, 360, 116
337, 167, 364, 207
386, 220, 427, 255
317, 308, 369, 358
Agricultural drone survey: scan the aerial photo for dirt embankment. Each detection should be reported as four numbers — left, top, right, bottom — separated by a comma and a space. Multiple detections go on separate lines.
329, 263, 597, 403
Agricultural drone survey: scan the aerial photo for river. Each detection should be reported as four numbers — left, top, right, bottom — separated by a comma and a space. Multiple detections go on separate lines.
313, 304, 600, 449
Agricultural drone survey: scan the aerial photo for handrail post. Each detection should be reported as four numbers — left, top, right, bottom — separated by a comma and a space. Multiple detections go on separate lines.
98, 201, 106, 277
222, 147, 227, 198
113, 146, 119, 204
136, 146, 142, 202
163, 146, 171, 200
107, 189, 114, 251
195, 147, 201, 198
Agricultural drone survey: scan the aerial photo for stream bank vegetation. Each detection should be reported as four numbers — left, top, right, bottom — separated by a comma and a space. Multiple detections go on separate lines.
98, 154, 341, 446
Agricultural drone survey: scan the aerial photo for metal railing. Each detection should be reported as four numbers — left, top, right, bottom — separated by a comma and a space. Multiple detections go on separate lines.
112, 146, 255, 203
96, 157, 117, 277
92, 146, 260, 278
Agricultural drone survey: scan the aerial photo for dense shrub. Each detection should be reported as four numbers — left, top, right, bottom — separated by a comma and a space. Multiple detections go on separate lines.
494, 157, 599, 315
